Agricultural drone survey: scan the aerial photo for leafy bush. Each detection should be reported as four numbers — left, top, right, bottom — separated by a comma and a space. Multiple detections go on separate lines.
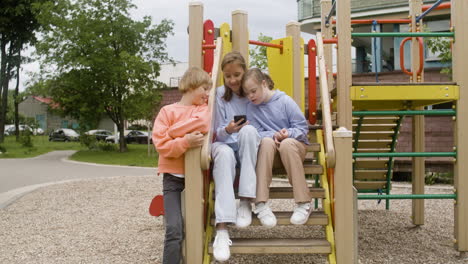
80, 133, 97, 150
19, 130, 34, 148
0, 145, 6, 153
425, 172, 453, 185
96, 142, 117, 152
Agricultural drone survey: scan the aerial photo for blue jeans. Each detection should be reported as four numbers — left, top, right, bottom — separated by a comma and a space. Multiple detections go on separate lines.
212, 125, 261, 224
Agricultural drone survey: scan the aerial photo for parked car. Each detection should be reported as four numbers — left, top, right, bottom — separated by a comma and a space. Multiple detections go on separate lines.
32, 127, 45, 135
105, 130, 152, 144
49, 128, 80, 142
85, 129, 113, 141
4, 125, 33, 136
126, 130, 152, 144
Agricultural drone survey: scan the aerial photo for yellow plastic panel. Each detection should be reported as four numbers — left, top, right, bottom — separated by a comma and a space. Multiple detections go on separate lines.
351, 85, 459, 110
267, 37, 293, 98
218, 23, 232, 86
299, 37, 305, 112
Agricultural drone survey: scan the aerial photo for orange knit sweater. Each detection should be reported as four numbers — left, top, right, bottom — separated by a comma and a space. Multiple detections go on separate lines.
152, 103, 210, 175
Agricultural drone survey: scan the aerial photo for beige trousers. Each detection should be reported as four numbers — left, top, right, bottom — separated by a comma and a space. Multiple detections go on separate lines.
255, 137, 310, 203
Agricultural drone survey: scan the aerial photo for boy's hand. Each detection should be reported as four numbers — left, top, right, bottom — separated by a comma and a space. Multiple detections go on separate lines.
225, 119, 249, 134
184, 131, 205, 148
273, 128, 289, 144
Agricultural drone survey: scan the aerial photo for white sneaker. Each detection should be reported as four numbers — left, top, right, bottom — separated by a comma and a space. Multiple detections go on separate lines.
290, 202, 312, 225
213, 230, 232, 262
254, 202, 277, 228
236, 200, 252, 228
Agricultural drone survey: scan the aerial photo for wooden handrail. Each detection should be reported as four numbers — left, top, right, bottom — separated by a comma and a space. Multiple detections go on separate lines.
316, 32, 336, 168
200, 37, 223, 170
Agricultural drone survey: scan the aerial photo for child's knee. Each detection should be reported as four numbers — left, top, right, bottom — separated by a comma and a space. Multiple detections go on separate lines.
165, 220, 183, 241
278, 138, 297, 152
213, 144, 236, 162
238, 125, 257, 137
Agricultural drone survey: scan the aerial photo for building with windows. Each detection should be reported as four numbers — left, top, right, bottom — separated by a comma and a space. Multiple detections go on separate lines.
19, 96, 114, 133
297, 0, 451, 73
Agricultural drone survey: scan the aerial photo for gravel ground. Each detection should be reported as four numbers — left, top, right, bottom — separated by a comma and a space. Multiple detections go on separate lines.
0, 175, 466, 264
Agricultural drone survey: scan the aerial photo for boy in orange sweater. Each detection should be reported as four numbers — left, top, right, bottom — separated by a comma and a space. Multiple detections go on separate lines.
152, 67, 211, 264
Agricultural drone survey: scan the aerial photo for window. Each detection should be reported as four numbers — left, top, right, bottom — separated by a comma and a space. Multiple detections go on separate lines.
298, 0, 314, 20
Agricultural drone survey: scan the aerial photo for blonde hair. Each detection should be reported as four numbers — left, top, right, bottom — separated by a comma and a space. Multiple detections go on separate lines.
178, 67, 212, 93
221, 51, 247, 101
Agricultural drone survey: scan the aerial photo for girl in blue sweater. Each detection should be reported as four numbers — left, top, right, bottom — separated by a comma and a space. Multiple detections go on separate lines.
242, 68, 312, 227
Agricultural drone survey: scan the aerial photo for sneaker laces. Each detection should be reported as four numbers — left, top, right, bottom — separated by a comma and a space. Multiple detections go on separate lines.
214, 233, 232, 247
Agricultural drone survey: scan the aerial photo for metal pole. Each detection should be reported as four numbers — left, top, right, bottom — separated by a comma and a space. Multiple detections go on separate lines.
353, 152, 457, 158
352, 32, 455, 38
352, 110, 456, 116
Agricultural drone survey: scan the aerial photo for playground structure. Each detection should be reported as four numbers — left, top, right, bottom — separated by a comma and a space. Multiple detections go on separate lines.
165, 1, 468, 263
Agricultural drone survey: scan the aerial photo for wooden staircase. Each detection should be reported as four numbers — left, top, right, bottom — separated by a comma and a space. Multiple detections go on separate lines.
204, 130, 336, 263
352, 116, 403, 192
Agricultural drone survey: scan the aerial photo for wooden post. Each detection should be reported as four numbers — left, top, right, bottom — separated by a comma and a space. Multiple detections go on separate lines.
184, 148, 204, 264
320, 0, 335, 91
232, 10, 249, 64
286, 22, 304, 110
336, 0, 352, 130
189, 2, 203, 68
409, 0, 425, 226
335, 1, 356, 262
334, 127, 357, 264
186, 3, 204, 264
452, 0, 468, 254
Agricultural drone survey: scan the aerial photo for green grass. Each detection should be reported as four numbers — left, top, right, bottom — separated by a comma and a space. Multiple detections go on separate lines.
70, 144, 158, 167
0, 135, 83, 158
0, 135, 158, 167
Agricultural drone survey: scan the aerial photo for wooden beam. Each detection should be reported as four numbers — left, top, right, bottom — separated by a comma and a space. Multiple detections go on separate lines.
320, 0, 335, 91
286, 22, 305, 111
189, 2, 203, 68
336, 0, 352, 130
232, 10, 249, 64
409, 0, 425, 226
334, 127, 357, 263
452, 0, 468, 253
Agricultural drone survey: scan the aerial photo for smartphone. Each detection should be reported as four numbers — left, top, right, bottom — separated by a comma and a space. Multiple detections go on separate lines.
234, 115, 247, 125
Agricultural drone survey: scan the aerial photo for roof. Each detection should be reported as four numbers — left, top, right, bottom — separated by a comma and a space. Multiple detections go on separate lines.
32, 96, 60, 109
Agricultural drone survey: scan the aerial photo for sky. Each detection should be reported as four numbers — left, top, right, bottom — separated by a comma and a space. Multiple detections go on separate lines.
18, 0, 306, 91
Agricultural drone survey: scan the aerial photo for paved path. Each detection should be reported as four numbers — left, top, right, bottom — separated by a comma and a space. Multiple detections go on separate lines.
0, 151, 155, 208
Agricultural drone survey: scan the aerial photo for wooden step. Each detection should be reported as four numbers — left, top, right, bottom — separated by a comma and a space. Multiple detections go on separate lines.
354, 159, 389, 169
270, 187, 325, 199
353, 117, 399, 124
356, 140, 392, 149
353, 124, 397, 131
209, 238, 331, 254
354, 170, 388, 180
211, 211, 328, 226
304, 152, 316, 163
306, 143, 321, 152
355, 148, 391, 153
354, 181, 387, 190
355, 131, 394, 140
273, 164, 323, 176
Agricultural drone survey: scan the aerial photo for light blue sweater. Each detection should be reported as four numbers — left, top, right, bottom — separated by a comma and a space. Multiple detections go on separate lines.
246, 90, 309, 144
213, 85, 250, 145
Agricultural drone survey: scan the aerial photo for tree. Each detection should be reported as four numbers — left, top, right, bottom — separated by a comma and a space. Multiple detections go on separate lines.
34, 0, 174, 152
249, 33, 273, 70
425, 37, 452, 77
0, 0, 43, 142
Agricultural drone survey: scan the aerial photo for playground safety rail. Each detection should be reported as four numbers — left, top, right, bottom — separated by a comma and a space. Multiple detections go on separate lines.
200, 37, 223, 170
316, 32, 336, 168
